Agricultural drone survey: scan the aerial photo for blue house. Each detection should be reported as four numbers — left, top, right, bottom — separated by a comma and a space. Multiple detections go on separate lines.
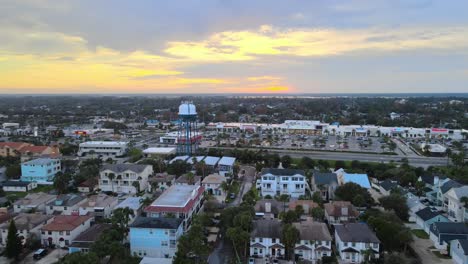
130, 216, 183, 258
451, 239, 468, 264
20, 158, 61, 184
415, 207, 450, 233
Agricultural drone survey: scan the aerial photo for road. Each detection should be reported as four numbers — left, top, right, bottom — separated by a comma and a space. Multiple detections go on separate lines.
208, 166, 256, 264
203, 146, 447, 168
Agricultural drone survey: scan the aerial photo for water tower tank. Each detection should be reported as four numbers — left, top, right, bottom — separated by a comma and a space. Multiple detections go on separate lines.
178, 102, 197, 116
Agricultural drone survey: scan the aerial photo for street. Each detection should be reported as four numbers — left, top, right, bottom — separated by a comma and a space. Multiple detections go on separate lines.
208, 166, 256, 264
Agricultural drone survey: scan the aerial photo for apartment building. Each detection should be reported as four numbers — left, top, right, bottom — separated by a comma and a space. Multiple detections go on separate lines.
258, 168, 307, 198
20, 158, 61, 184
78, 141, 128, 158
99, 164, 153, 194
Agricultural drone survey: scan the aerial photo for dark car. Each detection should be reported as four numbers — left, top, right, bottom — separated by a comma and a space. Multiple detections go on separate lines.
33, 248, 48, 260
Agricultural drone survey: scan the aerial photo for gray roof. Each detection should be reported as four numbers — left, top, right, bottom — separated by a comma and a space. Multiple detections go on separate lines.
380, 180, 398, 191
335, 223, 380, 243
101, 164, 150, 174
0, 213, 53, 231
2, 181, 31, 187
451, 186, 468, 200
261, 168, 305, 176
71, 224, 111, 243
22, 158, 59, 166
293, 221, 331, 241
254, 199, 285, 215
47, 194, 86, 207
313, 172, 338, 186
441, 180, 462, 194
415, 207, 442, 222
130, 216, 182, 229
251, 219, 282, 238
455, 239, 468, 254
431, 222, 468, 237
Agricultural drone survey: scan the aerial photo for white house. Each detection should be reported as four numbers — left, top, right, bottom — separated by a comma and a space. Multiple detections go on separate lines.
46, 194, 87, 215
41, 215, 94, 248
293, 220, 332, 263
258, 168, 307, 198
2, 181, 37, 192
218, 156, 236, 177
13, 192, 56, 213
451, 239, 468, 264
202, 173, 227, 198
0, 213, 54, 247
445, 186, 468, 222
406, 193, 425, 222
335, 223, 380, 263
250, 219, 284, 258
429, 222, 468, 250
78, 141, 128, 158
99, 164, 153, 194
78, 194, 119, 219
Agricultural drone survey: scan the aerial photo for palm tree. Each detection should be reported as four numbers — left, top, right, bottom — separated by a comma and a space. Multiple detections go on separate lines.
108, 173, 116, 193
220, 181, 229, 195
445, 148, 452, 167
186, 172, 195, 185
132, 181, 140, 193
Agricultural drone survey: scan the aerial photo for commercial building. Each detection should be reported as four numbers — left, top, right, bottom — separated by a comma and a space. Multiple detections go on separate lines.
20, 158, 61, 184
77, 141, 128, 158
258, 168, 307, 198
144, 184, 204, 231
130, 216, 184, 258
41, 215, 94, 248
99, 164, 153, 194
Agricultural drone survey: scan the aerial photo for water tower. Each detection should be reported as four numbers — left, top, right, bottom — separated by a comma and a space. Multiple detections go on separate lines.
177, 101, 200, 155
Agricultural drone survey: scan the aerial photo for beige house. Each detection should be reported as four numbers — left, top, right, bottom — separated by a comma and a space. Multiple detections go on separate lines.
202, 173, 227, 197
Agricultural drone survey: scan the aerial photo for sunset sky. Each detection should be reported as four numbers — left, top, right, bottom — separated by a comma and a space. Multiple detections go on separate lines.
1, 0, 468, 94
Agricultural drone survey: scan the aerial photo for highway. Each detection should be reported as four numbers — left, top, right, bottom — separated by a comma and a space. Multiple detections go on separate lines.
203, 146, 448, 168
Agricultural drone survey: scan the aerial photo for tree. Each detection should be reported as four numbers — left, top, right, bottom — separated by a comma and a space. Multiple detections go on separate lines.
282, 224, 299, 260
281, 155, 292, 168
278, 194, 290, 213
61, 252, 100, 264
310, 207, 324, 221
281, 210, 299, 224
128, 148, 143, 162
352, 194, 365, 207
173, 220, 209, 264
415, 181, 425, 197
195, 160, 207, 178
5, 220, 22, 259
132, 181, 140, 193
5, 163, 21, 179
379, 194, 409, 221
294, 205, 304, 217
167, 160, 190, 176
227, 227, 250, 259
111, 207, 135, 234
335, 182, 373, 207
186, 172, 195, 185
53, 171, 71, 194
312, 191, 323, 205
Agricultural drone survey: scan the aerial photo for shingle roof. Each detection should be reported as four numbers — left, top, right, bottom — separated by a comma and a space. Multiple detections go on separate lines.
415, 207, 442, 221
419, 175, 434, 185
71, 224, 111, 243
261, 168, 305, 176
202, 174, 226, 185
324, 201, 359, 218
47, 194, 86, 207
130, 216, 182, 229
334, 223, 380, 243
431, 222, 468, 236
451, 186, 468, 200
101, 164, 150, 174
313, 172, 338, 186
0, 213, 53, 231
2, 181, 31, 187
293, 221, 331, 241
251, 219, 282, 238
380, 180, 398, 191
255, 199, 284, 215
441, 180, 462, 194
455, 239, 468, 254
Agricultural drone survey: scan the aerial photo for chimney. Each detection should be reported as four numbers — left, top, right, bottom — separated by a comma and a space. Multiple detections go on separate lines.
265, 202, 271, 213
341, 207, 348, 216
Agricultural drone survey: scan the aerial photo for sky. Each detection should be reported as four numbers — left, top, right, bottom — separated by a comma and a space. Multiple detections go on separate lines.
1, 0, 468, 94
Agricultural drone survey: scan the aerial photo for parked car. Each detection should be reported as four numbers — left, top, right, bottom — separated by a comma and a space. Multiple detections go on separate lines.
33, 249, 48, 260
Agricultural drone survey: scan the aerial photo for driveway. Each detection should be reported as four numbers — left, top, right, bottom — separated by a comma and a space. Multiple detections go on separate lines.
410, 235, 451, 264
22, 248, 68, 264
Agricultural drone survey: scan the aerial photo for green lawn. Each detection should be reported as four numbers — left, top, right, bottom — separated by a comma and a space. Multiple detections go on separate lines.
411, 229, 429, 239
32, 185, 55, 193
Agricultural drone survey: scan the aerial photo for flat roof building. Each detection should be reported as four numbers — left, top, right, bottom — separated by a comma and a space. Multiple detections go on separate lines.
78, 141, 128, 158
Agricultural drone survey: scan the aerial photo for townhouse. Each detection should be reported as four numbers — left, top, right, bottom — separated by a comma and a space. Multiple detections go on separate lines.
254, 199, 285, 219
335, 223, 380, 263
415, 207, 449, 233
2, 181, 37, 192
46, 194, 87, 215
202, 173, 227, 198
41, 215, 94, 248
451, 239, 468, 264
324, 201, 359, 225
293, 220, 332, 263
250, 219, 284, 258
129, 216, 184, 258
144, 184, 204, 231
445, 186, 468, 222
78, 194, 119, 219
429, 222, 468, 250
0, 213, 54, 247
258, 168, 307, 198
99, 164, 153, 194
311, 171, 338, 201
217, 156, 236, 177
13, 192, 56, 213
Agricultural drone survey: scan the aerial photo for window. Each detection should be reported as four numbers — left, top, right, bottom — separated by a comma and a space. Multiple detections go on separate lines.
344, 242, 348, 247
259, 238, 263, 243
48, 231, 52, 235
295, 184, 300, 189
352, 242, 356, 247
66, 231, 70, 235
283, 184, 287, 189
64, 206, 68, 210
170, 240, 176, 248
281, 177, 288, 181
59, 231, 63, 235
161, 241, 168, 246
263, 176, 268, 181
373, 243, 378, 248
292, 177, 298, 181
272, 238, 275, 243
49, 206, 53, 210
65, 240, 69, 245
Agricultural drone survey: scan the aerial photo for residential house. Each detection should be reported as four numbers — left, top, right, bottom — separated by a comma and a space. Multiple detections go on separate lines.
258, 168, 307, 198
13, 192, 56, 213
450, 239, 468, 264
415, 207, 450, 233
41, 215, 94, 248
0, 142, 32, 157
46, 194, 87, 215
144, 184, 204, 231
114, 197, 143, 224
148, 173, 175, 192
430, 222, 468, 250
77, 178, 97, 193
311, 171, 338, 200
293, 220, 332, 263
438, 180, 462, 208
20, 158, 61, 184
203, 156, 221, 171
0, 213, 54, 246
254, 199, 285, 219
129, 216, 184, 258
69, 224, 111, 253
445, 186, 468, 222
218, 156, 236, 177
99, 164, 153, 194
250, 219, 284, 258
406, 193, 426, 222
324, 201, 359, 225
175, 174, 201, 186
378, 180, 399, 196
78, 194, 119, 219
425, 176, 450, 205
2, 180, 37, 192
288, 200, 319, 216
335, 223, 380, 263
202, 173, 227, 197
18, 145, 61, 161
